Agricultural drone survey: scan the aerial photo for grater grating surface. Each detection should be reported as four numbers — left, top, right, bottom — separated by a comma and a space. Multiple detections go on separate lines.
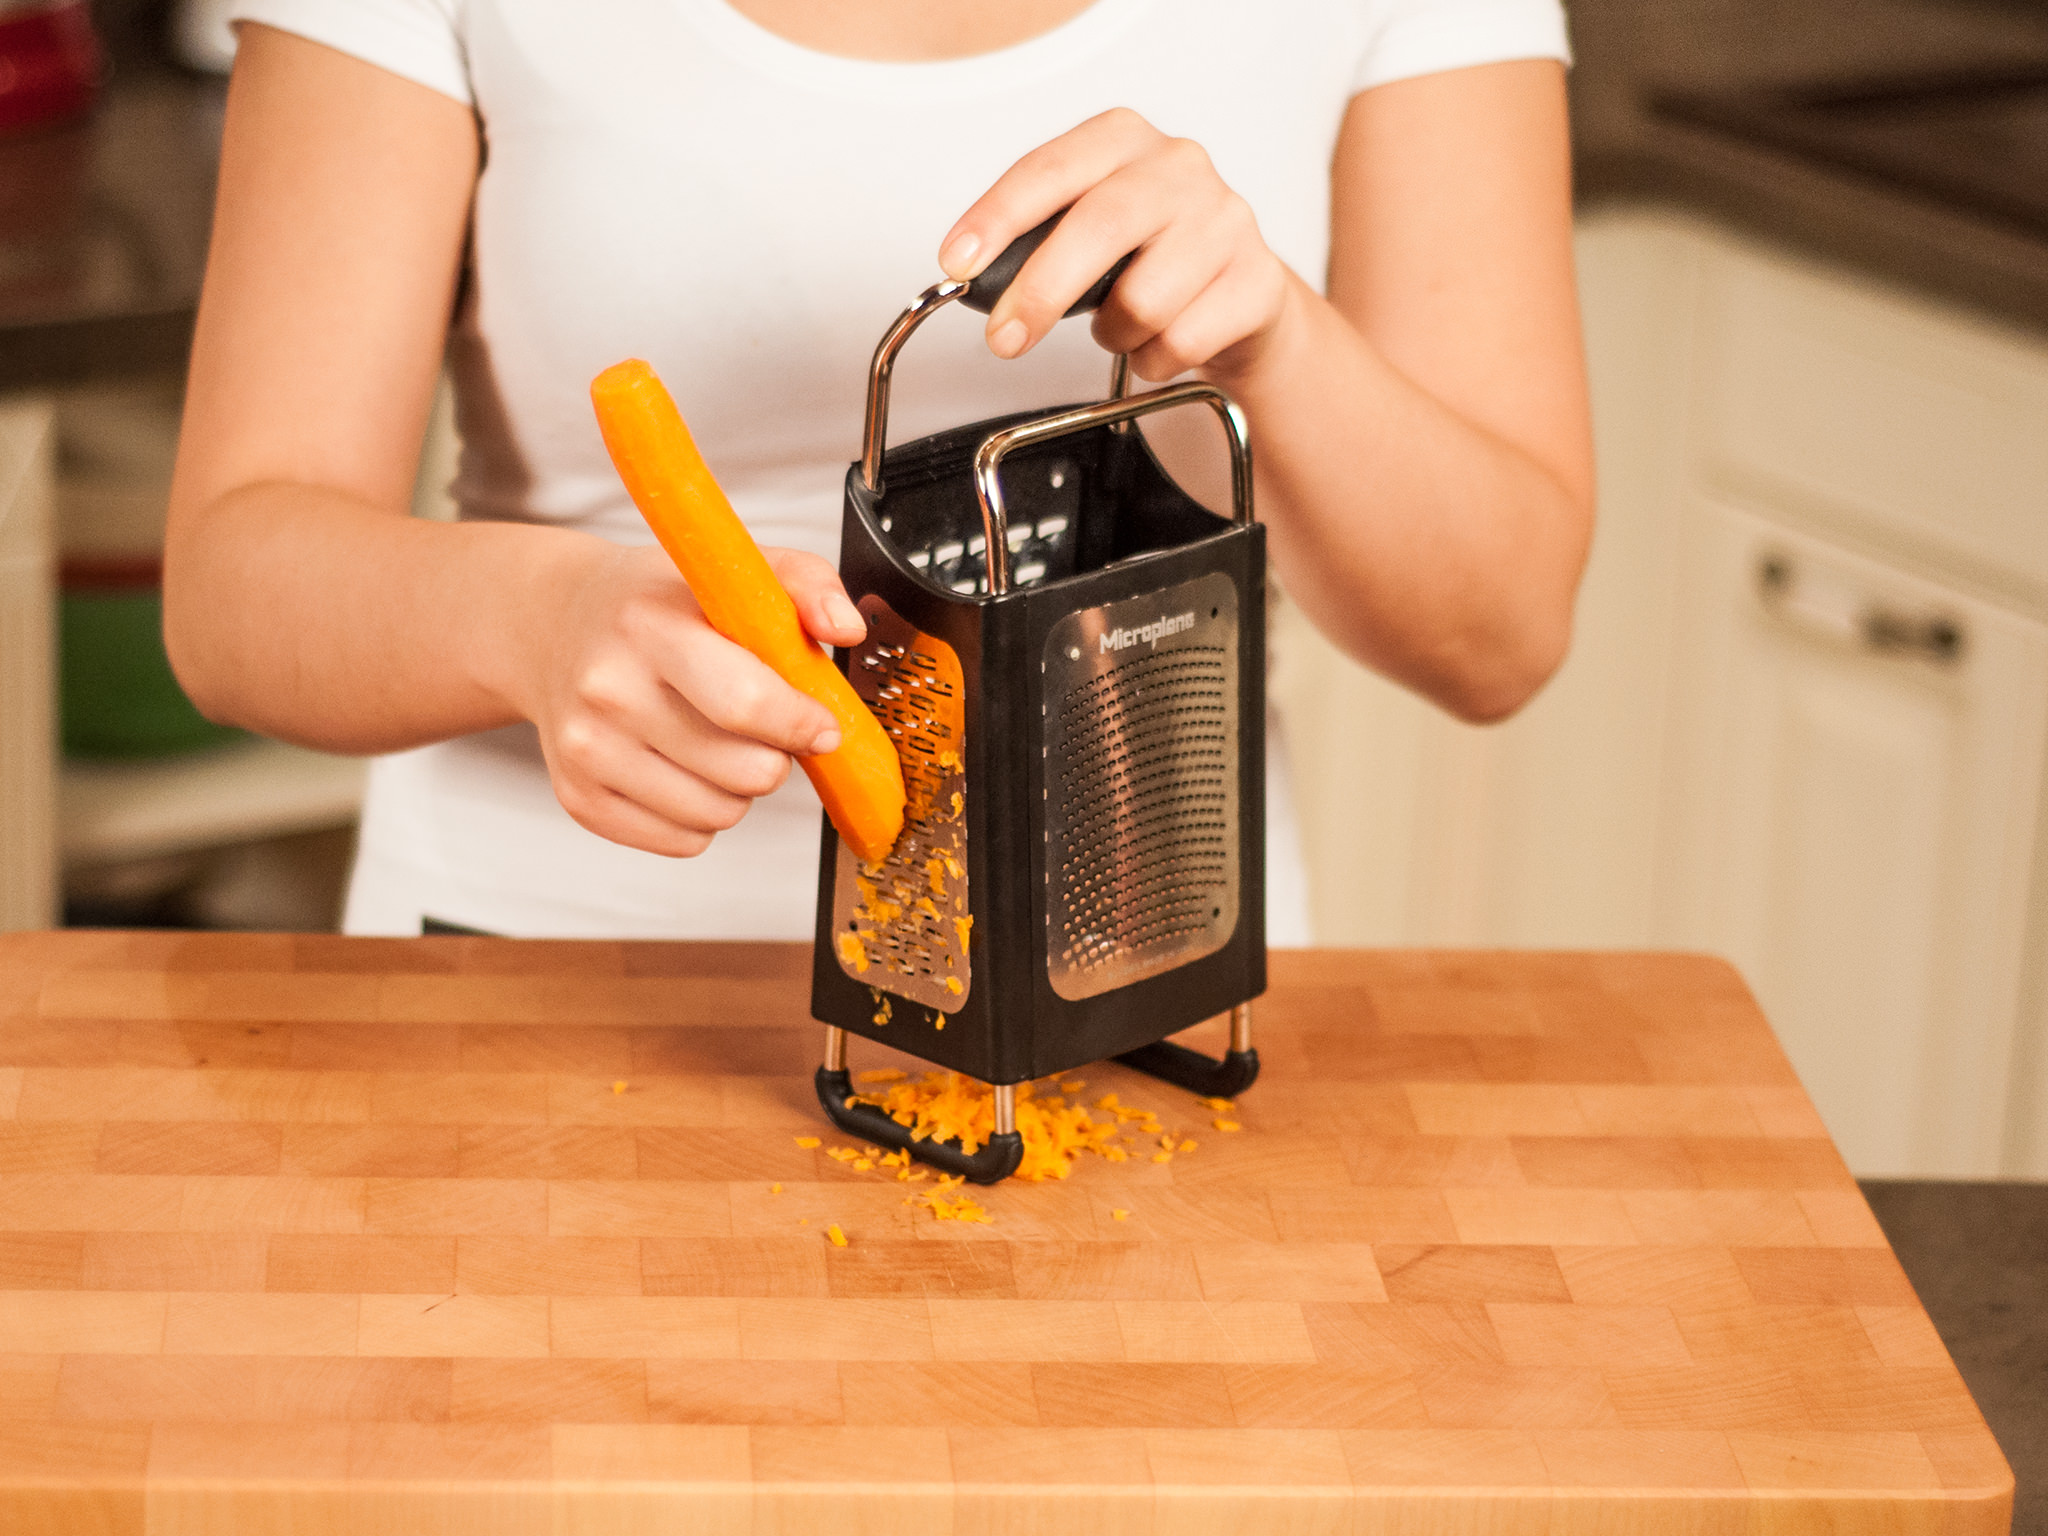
1043, 571, 1240, 1001
830, 598, 972, 1012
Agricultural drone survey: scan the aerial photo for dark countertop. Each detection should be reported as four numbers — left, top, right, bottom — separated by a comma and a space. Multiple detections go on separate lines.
6, 0, 2048, 396
1569, 0, 2048, 335
1864, 1180, 2048, 1536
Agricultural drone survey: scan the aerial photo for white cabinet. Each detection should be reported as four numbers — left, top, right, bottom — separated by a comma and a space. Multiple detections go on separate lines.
1658, 502, 2048, 1175
1273, 208, 2048, 1176
0, 398, 57, 932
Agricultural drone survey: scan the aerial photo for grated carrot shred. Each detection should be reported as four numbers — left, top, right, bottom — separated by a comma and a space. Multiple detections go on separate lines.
836, 933, 870, 973
804, 1071, 1221, 1224
826, 1223, 847, 1246
769, 1183, 783, 1194
1202, 1097, 1235, 1113
1214, 1119, 1242, 1132
611, 1080, 628, 1095
794, 1136, 821, 1149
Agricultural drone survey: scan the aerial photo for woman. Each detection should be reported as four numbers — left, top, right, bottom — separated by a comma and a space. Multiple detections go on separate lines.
164, 0, 1593, 940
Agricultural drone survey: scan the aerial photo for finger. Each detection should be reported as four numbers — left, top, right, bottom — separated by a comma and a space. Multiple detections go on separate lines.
1087, 214, 1233, 359
575, 722, 758, 836
660, 623, 843, 758
572, 655, 794, 800
984, 141, 1222, 359
769, 548, 865, 648
548, 727, 728, 859
1126, 252, 1285, 381
558, 778, 717, 859
611, 582, 841, 755
937, 106, 1164, 280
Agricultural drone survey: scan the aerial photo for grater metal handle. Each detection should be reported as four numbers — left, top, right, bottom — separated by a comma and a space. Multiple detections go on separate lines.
969, 380, 1253, 594
860, 210, 1136, 497
959, 211, 1134, 317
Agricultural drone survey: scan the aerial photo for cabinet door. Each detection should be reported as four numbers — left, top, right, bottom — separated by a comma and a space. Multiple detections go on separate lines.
1658, 499, 2048, 1175
0, 396, 57, 932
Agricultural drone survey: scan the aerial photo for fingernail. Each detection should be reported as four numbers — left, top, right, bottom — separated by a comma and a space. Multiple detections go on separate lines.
990, 319, 1027, 358
809, 727, 842, 756
940, 232, 980, 277
826, 593, 863, 634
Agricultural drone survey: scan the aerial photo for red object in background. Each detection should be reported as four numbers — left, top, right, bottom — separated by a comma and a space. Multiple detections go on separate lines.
0, 0, 102, 134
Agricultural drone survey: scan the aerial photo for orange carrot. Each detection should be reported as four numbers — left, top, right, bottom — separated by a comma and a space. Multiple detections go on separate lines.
590, 359, 906, 864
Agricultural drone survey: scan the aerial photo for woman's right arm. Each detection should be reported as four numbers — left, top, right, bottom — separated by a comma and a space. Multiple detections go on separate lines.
166, 25, 861, 856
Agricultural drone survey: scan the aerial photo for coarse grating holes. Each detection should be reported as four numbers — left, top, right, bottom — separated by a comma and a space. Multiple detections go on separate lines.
1048, 645, 1235, 977
831, 608, 973, 1014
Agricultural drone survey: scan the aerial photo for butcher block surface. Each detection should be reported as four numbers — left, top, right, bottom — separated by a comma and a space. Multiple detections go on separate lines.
0, 932, 2012, 1534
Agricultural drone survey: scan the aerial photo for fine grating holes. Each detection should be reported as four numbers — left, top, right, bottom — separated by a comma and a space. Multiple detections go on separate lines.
1048, 645, 1235, 976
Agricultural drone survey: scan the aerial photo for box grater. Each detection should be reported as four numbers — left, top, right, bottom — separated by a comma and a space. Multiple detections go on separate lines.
809, 218, 1266, 1182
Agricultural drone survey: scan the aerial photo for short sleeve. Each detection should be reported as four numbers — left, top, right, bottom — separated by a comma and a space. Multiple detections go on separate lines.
1351, 0, 1571, 94
229, 0, 472, 106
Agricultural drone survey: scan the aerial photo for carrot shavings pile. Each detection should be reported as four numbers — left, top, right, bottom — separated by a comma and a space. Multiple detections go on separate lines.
836, 1074, 1194, 1186
795, 1077, 1233, 1231
912, 1173, 992, 1223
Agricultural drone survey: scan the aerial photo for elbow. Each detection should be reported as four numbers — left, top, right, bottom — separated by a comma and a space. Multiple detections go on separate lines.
160, 555, 241, 730
1428, 504, 1592, 724
1427, 604, 1576, 726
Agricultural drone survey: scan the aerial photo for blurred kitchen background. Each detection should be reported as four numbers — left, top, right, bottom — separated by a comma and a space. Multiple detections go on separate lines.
4, 0, 2048, 1183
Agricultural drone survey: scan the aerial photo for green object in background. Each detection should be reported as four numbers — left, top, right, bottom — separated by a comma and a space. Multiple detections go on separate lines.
59, 588, 245, 759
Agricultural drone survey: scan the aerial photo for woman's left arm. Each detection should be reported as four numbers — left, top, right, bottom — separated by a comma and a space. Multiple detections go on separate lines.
938, 59, 1592, 723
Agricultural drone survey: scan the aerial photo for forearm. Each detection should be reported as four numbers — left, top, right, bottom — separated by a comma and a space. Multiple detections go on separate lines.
1217, 276, 1591, 722
164, 482, 601, 754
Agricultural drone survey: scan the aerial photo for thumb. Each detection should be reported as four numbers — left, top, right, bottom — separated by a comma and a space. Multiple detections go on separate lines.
769, 549, 866, 648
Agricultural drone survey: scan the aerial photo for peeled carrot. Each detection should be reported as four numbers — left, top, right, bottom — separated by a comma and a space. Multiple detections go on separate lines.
590, 359, 906, 865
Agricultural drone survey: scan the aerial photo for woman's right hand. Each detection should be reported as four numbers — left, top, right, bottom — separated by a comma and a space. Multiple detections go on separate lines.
525, 541, 867, 858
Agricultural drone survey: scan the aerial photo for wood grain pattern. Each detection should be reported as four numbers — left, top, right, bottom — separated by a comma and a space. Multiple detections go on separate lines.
0, 934, 2012, 1534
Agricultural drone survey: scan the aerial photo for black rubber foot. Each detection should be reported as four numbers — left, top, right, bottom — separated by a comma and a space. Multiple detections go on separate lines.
814, 1067, 1025, 1186
1113, 1041, 1261, 1099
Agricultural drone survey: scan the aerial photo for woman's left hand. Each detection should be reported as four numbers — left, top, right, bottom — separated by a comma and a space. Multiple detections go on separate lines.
938, 108, 1294, 385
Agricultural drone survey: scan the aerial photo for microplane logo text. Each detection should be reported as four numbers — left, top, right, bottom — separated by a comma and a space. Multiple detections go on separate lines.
1100, 610, 1198, 654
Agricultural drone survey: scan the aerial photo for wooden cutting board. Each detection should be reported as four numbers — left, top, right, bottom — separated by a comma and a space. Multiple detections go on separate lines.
0, 932, 2012, 1534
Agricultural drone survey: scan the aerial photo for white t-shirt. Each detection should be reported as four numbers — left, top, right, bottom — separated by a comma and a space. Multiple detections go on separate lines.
229, 0, 1570, 942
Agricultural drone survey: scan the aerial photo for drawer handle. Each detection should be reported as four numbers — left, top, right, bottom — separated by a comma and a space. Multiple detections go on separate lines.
1757, 554, 1964, 665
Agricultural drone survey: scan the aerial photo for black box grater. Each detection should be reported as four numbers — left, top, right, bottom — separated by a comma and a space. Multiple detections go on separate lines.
808, 218, 1266, 1182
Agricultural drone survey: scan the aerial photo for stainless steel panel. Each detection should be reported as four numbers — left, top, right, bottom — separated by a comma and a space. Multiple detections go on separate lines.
830, 599, 972, 1013
1043, 570, 1239, 1001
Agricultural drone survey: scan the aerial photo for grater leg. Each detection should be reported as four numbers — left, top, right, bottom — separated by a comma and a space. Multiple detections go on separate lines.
1113, 1002, 1261, 1099
813, 1033, 1024, 1185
